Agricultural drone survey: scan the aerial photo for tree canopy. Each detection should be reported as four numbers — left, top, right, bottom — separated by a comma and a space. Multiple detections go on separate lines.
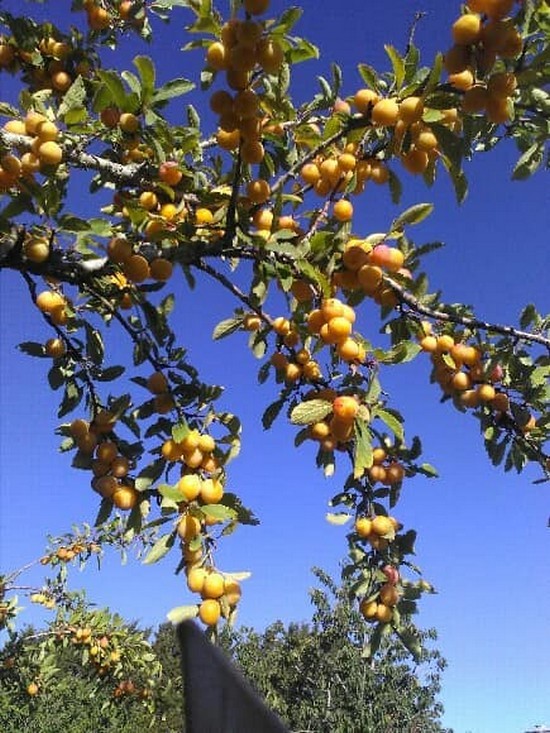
0, 0, 548, 707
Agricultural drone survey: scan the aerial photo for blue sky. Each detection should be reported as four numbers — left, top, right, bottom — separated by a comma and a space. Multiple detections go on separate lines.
0, 2, 549, 732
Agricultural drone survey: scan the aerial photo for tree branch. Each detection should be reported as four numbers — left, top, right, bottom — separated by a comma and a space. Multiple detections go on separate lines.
387, 276, 550, 350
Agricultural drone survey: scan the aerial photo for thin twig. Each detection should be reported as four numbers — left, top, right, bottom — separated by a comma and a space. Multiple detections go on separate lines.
387, 276, 550, 350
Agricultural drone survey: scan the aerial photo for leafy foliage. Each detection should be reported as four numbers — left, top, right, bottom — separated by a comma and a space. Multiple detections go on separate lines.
0, 0, 548, 707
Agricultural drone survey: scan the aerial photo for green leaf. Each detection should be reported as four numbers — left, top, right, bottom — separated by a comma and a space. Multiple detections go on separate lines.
58, 382, 83, 418
167, 604, 199, 624
262, 398, 286, 430
143, 531, 175, 565
392, 203, 434, 230
373, 408, 404, 442
18, 341, 47, 357
222, 492, 260, 526
325, 512, 352, 526
172, 420, 190, 443
397, 628, 422, 661
152, 77, 195, 105
424, 52, 443, 94
57, 76, 87, 119
97, 365, 125, 381
357, 63, 380, 91
375, 342, 420, 364
418, 463, 438, 478
388, 169, 402, 204
385, 44, 405, 90
512, 143, 544, 180
84, 323, 104, 366
94, 498, 113, 526
95, 70, 130, 110
134, 55, 155, 102
353, 418, 373, 478
135, 459, 165, 491
201, 504, 237, 521
271, 7, 303, 35
519, 303, 538, 329
287, 39, 319, 64
290, 399, 333, 426
212, 317, 242, 340
48, 365, 65, 391
158, 483, 182, 503
446, 162, 468, 204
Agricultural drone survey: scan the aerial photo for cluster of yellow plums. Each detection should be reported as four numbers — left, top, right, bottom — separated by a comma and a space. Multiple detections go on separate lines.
445, 1, 523, 123
356, 517, 402, 625
185, 565, 242, 627
418, 326, 537, 432
206, 0, 283, 165
1, 112, 63, 189
66, 412, 140, 511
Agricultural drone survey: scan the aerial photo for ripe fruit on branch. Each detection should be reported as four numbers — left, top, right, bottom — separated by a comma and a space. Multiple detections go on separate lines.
45, 338, 65, 358
452, 13, 482, 45
23, 236, 50, 263
355, 516, 372, 539
371, 515, 396, 537
37, 141, 63, 166
112, 486, 138, 510
379, 583, 400, 607
332, 395, 359, 422
382, 565, 400, 585
198, 598, 221, 626
118, 112, 139, 134
27, 682, 39, 696
371, 98, 400, 126
333, 199, 353, 222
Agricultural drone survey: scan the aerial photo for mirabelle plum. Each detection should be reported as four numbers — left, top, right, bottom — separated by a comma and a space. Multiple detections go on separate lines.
448, 69, 475, 91
353, 88, 380, 113
206, 42, 227, 71
201, 478, 224, 504
198, 598, 221, 625
371, 98, 400, 126
355, 517, 372, 539
300, 162, 321, 185
247, 178, 270, 203
241, 140, 265, 164
332, 395, 359, 422
112, 486, 139, 510
398, 96, 424, 124
187, 567, 208, 594
45, 338, 65, 358
158, 161, 183, 186
123, 254, 150, 283
333, 199, 353, 223
358, 264, 383, 294
452, 13, 482, 45
401, 148, 429, 175
371, 515, 394, 537
37, 141, 63, 166
257, 39, 284, 73
119, 112, 139, 134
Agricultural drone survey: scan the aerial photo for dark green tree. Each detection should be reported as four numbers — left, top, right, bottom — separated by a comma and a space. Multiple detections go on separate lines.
151, 568, 451, 733
219, 569, 450, 733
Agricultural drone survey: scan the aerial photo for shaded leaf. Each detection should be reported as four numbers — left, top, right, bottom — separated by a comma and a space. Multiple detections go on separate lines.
143, 531, 175, 565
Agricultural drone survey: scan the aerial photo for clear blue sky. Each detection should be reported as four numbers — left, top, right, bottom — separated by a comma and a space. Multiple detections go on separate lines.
0, 2, 549, 732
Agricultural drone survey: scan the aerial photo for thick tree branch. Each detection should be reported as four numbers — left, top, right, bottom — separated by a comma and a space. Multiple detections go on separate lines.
0, 129, 146, 185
